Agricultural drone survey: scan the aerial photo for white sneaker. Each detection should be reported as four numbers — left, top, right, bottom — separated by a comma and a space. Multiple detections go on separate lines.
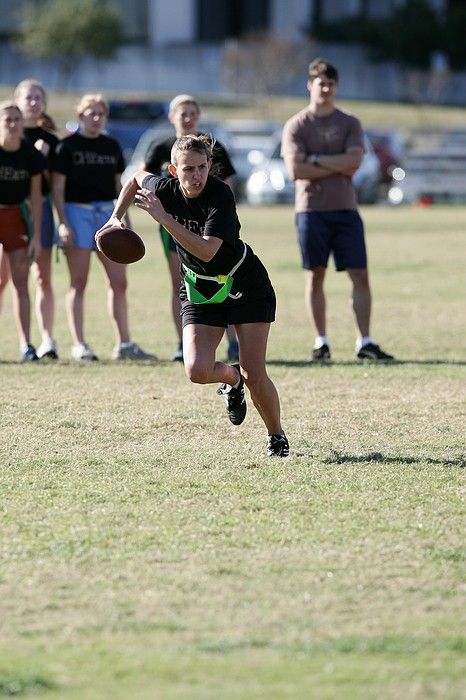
37, 338, 58, 359
71, 342, 98, 361
112, 341, 156, 360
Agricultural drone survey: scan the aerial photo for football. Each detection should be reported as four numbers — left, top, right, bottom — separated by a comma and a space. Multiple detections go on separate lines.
95, 226, 145, 264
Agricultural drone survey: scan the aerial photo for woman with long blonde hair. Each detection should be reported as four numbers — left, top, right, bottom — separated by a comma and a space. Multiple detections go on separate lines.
53, 93, 154, 361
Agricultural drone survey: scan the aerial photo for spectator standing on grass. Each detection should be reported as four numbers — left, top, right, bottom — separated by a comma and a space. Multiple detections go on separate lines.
97, 135, 289, 457
281, 58, 393, 362
0, 101, 43, 361
143, 94, 239, 363
52, 93, 155, 361
13, 79, 59, 359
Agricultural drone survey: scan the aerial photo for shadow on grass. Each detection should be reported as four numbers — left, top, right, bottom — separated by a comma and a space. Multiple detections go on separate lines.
267, 359, 466, 367
321, 451, 466, 468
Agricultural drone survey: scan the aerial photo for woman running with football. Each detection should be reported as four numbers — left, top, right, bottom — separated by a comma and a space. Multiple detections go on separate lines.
97, 134, 289, 457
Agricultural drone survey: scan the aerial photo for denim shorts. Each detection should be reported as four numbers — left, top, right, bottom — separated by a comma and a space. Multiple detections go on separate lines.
41, 198, 58, 249
64, 201, 115, 250
296, 210, 367, 271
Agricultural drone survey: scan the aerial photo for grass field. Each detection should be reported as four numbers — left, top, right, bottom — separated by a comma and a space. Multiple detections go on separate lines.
0, 204, 465, 699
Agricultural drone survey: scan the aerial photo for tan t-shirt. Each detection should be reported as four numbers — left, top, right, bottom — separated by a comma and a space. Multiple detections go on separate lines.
281, 107, 364, 212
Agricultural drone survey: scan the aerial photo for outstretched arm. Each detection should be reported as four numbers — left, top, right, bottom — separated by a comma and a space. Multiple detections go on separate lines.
96, 169, 152, 232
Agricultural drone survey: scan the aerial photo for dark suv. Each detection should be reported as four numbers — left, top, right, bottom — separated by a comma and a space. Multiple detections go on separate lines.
105, 100, 167, 163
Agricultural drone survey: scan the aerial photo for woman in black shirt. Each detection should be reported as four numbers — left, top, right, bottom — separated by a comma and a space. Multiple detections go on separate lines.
0, 101, 44, 361
98, 135, 289, 457
14, 79, 59, 359
144, 94, 238, 363
53, 93, 154, 361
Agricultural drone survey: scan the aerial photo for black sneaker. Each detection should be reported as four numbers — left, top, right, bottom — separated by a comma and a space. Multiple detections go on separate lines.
357, 342, 394, 361
216, 364, 246, 425
310, 344, 331, 362
227, 340, 239, 363
267, 433, 290, 457
21, 344, 39, 362
172, 342, 183, 362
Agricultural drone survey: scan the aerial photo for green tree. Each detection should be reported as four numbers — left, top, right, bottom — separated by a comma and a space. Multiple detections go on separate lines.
17, 0, 123, 87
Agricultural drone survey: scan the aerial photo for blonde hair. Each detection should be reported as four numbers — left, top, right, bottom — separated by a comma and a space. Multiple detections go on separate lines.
169, 94, 200, 115
76, 93, 109, 117
0, 100, 22, 117
13, 80, 56, 132
14, 79, 47, 104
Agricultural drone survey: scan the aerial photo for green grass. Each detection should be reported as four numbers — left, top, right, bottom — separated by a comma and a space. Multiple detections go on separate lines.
0, 205, 465, 699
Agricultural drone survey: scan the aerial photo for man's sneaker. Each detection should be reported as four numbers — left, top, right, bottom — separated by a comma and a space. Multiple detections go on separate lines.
357, 342, 394, 361
267, 433, 290, 457
172, 342, 183, 362
216, 364, 247, 426
112, 341, 156, 360
310, 344, 331, 362
37, 338, 58, 359
227, 340, 239, 362
21, 344, 39, 362
71, 342, 98, 361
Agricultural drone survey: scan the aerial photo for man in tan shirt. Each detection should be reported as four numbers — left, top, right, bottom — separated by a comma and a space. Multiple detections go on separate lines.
281, 58, 393, 362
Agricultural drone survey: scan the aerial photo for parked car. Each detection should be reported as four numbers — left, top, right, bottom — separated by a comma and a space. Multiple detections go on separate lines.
121, 119, 233, 184
387, 151, 466, 205
66, 99, 167, 163
222, 119, 281, 199
246, 133, 381, 206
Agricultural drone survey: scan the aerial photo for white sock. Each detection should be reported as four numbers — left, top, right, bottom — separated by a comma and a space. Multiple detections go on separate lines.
119, 341, 133, 348
356, 336, 373, 351
314, 335, 329, 349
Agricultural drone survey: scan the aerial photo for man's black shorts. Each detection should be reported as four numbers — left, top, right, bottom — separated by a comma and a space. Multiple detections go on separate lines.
296, 209, 367, 270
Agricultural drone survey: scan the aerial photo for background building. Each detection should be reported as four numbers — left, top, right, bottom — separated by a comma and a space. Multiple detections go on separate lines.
0, 0, 462, 103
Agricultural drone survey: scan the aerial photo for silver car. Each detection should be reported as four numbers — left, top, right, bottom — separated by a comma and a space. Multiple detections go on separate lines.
246, 133, 381, 205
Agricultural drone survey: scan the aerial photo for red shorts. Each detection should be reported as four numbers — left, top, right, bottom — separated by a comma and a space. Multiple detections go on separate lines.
0, 207, 29, 253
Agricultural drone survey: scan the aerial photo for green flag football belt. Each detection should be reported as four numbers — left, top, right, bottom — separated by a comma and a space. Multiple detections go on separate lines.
182, 242, 247, 305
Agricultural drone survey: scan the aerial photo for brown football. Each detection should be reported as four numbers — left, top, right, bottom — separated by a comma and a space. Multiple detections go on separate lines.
95, 226, 145, 264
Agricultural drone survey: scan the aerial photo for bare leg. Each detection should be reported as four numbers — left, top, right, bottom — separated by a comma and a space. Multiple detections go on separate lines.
98, 252, 130, 343
0, 247, 10, 314
8, 248, 32, 347
64, 248, 91, 345
305, 266, 327, 336
347, 268, 371, 338
235, 322, 283, 435
167, 251, 182, 342
31, 247, 54, 342
182, 323, 238, 385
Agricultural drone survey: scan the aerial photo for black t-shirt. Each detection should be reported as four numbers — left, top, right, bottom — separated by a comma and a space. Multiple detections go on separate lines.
0, 140, 45, 205
144, 133, 236, 181
141, 173, 271, 304
53, 132, 125, 202
24, 126, 59, 196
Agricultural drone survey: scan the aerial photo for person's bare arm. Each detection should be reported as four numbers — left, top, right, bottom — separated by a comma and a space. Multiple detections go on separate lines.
52, 172, 73, 247
284, 145, 363, 181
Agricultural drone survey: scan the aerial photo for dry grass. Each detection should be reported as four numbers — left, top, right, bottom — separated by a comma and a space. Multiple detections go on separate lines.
0, 205, 465, 698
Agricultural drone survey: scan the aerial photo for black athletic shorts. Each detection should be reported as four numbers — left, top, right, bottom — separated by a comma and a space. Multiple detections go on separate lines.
181, 291, 276, 328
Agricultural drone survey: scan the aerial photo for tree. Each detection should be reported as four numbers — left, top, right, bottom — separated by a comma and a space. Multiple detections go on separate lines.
17, 0, 123, 87
222, 31, 311, 99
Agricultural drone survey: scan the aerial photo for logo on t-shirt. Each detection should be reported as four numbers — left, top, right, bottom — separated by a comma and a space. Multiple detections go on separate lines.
316, 126, 340, 145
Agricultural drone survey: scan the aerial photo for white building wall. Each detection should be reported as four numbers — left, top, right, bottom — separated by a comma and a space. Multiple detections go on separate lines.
270, 0, 312, 40
148, 0, 195, 46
